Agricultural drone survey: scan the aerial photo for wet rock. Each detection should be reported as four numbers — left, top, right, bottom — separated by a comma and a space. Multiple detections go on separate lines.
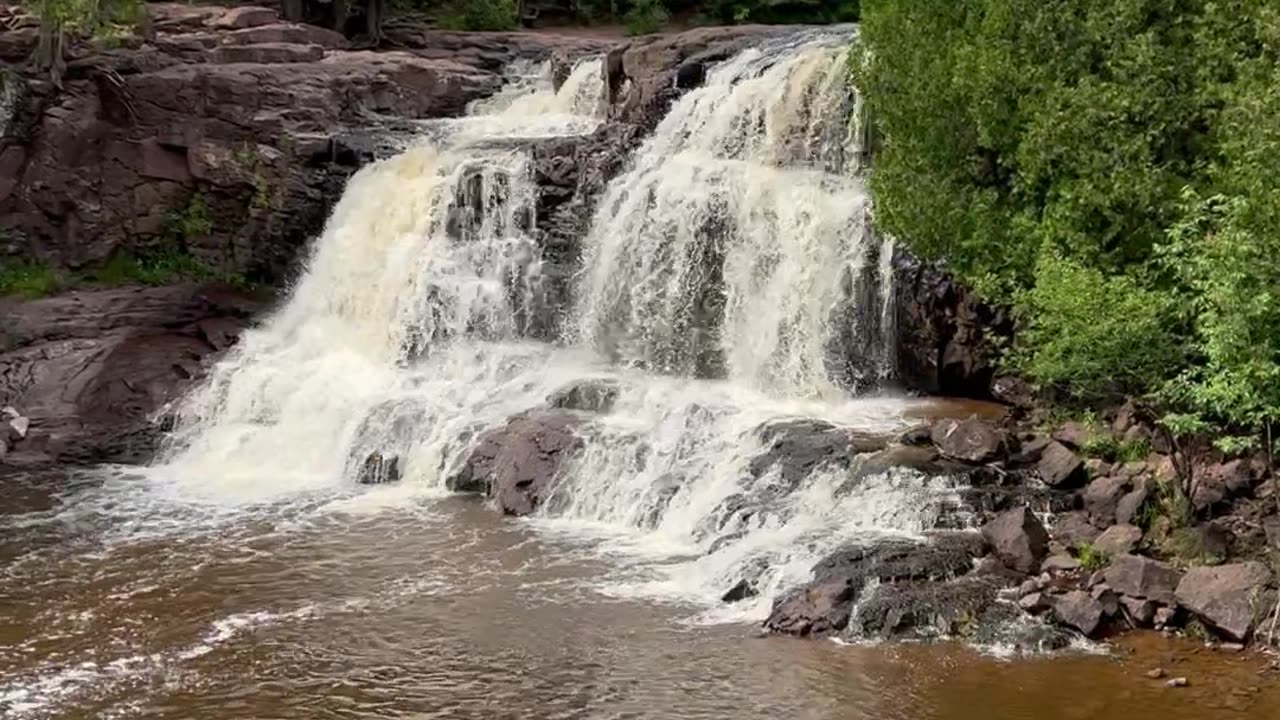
1093, 524, 1143, 557
1037, 440, 1084, 488
981, 507, 1050, 575
1091, 584, 1120, 616
721, 579, 756, 604
766, 534, 985, 637
446, 410, 583, 516
1051, 511, 1102, 547
547, 379, 620, 414
1008, 435, 1050, 466
931, 418, 1004, 464
974, 554, 1029, 582
357, 452, 401, 485
1052, 422, 1090, 450
897, 424, 933, 447
1174, 562, 1275, 642
860, 445, 945, 476
749, 419, 887, 487
1084, 475, 1132, 527
1020, 592, 1050, 613
1191, 460, 1258, 514
847, 575, 1011, 641
1104, 554, 1183, 605
1051, 590, 1106, 636
1122, 596, 1157, 625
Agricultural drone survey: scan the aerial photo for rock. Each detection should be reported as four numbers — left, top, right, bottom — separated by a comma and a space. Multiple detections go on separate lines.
766, 534, 985, 637
357, 452, 401, 485
1084, 457, 1112, 478
1051, 590, 1106, 636
446, 410, 584, 516
1119, 460, 1150, 478
1037, 440, 1084, 488
1084, 475, 1132, 527
547, 379, 620, 414
1154, 606, 1177, 629
991, 375, 1034, 408
211, 42, 326, 64
1019, 592, 1049, 613
1146, 668, 1166, 679
1115, 484, 1150, 526
1122, 424, 1152, 447
1174, 562, 1275, 642
931, 418, 1004, 464
1041, 554, 1081, 573
846, 575, 1051, 645
981, 507, 1050, 575
1009, 435, 1050, 465
1166, 677, 1188, 688
1104, 554, 1183, 605
1051, 511, 1102, 547
1, 407, 19, 420
0, 285, 263, 465
1265, 516, 1280, 550
211, 6, 279, 29
1191, 460, 1258, 514
750, 419, 887, 487
897, 424, 933, 447
721, 579, 756, 604
1091, 584, 1120, 616
1052, 422, 1091, 450
222, 23, 350, 49
0, 437, 8, 459
7, 415, 30, 441
1093, 524, 1143, 557
1122, 596, 1157, 625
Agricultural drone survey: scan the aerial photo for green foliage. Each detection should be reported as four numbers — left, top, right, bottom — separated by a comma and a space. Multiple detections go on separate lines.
439, 0, 518, 30
1075, 542, 1108, 571
624, 0, 669, 35
1010, 253, 1182, 401
704, 0, 859, 24
0, 260, 62, 298
165, 194, 213, 241
856, 0, 1280, 423
25, 0, 144, 81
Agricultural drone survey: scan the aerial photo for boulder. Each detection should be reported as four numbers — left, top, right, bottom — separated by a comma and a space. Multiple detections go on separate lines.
991, 375, 1034, 408
357, 452, 401, 485
1041, 553, 1081, 572
446, 410, 584, 516
547, 379, 620, 414
1084, 475, 1132, 527
1051, 590, 1106, 636
1093, 524, 1143, 557
931, 418, 1004, 464
721, 579, 757, 604
1104, 554, 1182, 605
766, 534, 985, 637
1115, 483, 1150, 526
6, 415, 29, 442
211, 6, 279, 29
1191, 460, 1258, 514
1037, 440, 1084, 488
981, 506, 1050, 575
749, 419, 887, 487
1052, 422, 1091, 450
1091, 584, 1120, 616
1051, 511, 1102, 547
1174, 562, 1275, 642
222, 22, 350, 49
1121, 596, 1157, 625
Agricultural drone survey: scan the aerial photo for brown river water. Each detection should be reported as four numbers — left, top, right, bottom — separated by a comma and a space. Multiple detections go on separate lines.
2, 469, 1276, 720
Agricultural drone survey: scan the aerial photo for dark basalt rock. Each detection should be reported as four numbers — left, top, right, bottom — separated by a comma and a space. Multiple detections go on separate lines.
547, 378, 621, 414
749, 418, 889, 488
358, 452, 402, 485
981, 506, 1050, 575
764, 532, 986, 637
446, 410, 583, 516
721, 579, 757, 604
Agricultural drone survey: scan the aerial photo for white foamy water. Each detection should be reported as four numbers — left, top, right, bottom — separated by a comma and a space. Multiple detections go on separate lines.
150, 32, 949, 624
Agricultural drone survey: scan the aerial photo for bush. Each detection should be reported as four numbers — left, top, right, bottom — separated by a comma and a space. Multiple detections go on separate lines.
1010, 253, 1182, 402
624, 0, 669, 35
440, 0, 518, 30
705, 0, 859, 24
0, 260, 61, 298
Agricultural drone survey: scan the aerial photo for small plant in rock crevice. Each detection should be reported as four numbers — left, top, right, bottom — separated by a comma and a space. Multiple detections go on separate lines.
1075, 542, 1109, 571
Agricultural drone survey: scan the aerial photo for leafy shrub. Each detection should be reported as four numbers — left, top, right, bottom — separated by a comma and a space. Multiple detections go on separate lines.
0, 260, 61, 298
705, 0, 859, 23
440, 0, 518, 30
1075, 542, 1108, 571
1010, 253, 1182, 402
624, 0, 669, 35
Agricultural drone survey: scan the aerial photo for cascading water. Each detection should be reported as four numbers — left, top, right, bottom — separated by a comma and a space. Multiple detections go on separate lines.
155, 35, 954, 622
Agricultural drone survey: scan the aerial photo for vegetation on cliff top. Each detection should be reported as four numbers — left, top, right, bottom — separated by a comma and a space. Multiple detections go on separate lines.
854, 0, 1280, 452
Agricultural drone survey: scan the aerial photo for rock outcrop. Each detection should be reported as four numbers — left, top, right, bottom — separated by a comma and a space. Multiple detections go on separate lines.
446, 410, 583, 516
0, 283, 263, 465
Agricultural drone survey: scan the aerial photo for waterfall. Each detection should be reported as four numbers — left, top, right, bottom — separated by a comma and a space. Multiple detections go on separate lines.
155, 37, 946, 622
573, 33, 895, 397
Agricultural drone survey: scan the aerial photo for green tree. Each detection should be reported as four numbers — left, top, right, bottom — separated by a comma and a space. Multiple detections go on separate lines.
25, 0, 144, 85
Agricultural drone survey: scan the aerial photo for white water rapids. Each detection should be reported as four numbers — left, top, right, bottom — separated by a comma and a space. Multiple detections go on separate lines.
152, 35, 958, 622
